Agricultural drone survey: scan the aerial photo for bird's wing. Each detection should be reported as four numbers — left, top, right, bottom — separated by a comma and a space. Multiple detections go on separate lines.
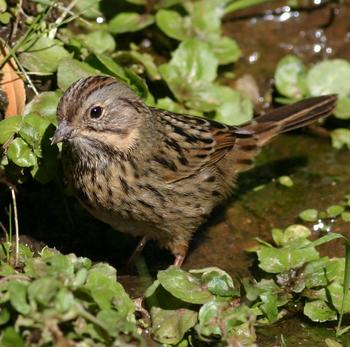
151, 108, 253, 183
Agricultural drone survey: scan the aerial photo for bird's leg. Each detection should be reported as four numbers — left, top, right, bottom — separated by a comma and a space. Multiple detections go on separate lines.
171, 242, 188, 267
174, 254, 185, 267
127, 236, 148, 266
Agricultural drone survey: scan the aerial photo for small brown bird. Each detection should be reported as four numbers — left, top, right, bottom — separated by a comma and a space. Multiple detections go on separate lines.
52, 76, 337, 267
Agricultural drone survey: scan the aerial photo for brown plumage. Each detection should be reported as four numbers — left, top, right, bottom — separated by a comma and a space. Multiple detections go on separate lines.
52, 76, 337, 267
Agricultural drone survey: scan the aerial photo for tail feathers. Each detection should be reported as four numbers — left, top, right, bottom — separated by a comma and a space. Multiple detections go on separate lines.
243, 94, 337, 146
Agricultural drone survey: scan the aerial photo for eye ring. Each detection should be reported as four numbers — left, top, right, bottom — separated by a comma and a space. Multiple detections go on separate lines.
90, 106, 103, 119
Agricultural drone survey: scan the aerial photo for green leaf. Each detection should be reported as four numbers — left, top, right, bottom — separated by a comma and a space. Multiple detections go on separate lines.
334, 97, 350, 119
299, 208, 318, 222
20, 35, 71, 74
1, 327, 24, 347
7, 137, 37, 167
342, 212, 350, 222
55, 288, 75, 312
192, 267, 238, 297
275, 55, 307, 99
278, 175, 294, 187
24, 91, 62, 118
57, 58, 100, 91
8, 280, 30, 314
155, 9, 189, 41
304, 300, 337, 322
157, 266, 213, 304
327, 205, 345, 218
108, 13, 154, 34
85, 271, 134, 317
331, 129, 350, 150
83, 30, 116, 54
283, 225, 311, 244
159, 39, 218, 102
211, 36, 241, 64
75, 0, 101, 18
260, 292, 278, 322
257, 245, 319, 273
307, 59, 350, 97
0, 116, 22, 144
214, 87, 253, 125
197, 300, 223, 337
151, 307, 197, 344
28, 277, 61, 306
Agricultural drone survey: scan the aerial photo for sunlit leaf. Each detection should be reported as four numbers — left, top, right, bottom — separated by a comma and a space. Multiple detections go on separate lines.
7, 137, 37, 167
307, 59, 350, 97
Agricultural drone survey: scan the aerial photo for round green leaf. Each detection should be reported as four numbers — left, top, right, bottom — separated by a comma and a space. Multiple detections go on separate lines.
57, 58, 100, 91
326, 205, 344, 218
155, 9, 189, 41
304, 300, 337, 322
151, 307, 197, 344
211, 36, 241, 64
334, 97, 350, 119
7, 137, 37, 167
83, 30, 116, 54
8, 281, 30, 315
108, 12, 154, 34
75, 0, 101, 19
299, 209, 318, 222
157, 266, 213, 304
331, 128, 350, 150
275, 55, 307, 99
307, 59, 350, 97
20, 36, 71, 74
0, 116, 22, 144
24, 91, 62, 119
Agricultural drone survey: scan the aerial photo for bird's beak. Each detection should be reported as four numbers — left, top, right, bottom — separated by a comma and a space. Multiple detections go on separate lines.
51, 120, 74, 145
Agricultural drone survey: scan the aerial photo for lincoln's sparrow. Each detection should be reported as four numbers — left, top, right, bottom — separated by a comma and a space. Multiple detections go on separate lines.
52, 76, 336, 266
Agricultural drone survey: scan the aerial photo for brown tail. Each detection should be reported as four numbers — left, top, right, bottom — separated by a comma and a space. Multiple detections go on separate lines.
229, 95, 337, 174
242, 94, 337, 146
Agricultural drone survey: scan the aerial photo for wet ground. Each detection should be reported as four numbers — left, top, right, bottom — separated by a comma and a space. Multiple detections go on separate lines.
1, 1, 350, 346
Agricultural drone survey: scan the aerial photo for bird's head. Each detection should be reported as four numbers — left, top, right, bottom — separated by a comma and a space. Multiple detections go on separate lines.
52, 76, 148, 153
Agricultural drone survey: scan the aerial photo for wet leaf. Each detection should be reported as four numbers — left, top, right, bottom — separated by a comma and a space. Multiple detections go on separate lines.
307, 59, 350, 97
0, 116, 22, 144
108, 13, 154, 34
159, 39, 218, 102
7, 137, 37, 167
57, 58, 100, 91
275, 55, 307, 99
20, 35, 71, 74
304, 300, 337, 322
331, 129, 350, 150
299, 209, 318, 222
151, 307, 197, 344
257, 244, 319, 273
157, 266, 213, 304
334, 97, 350, 120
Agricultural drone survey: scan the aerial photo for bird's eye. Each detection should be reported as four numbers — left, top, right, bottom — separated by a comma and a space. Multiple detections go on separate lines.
90, 106, 103, 119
